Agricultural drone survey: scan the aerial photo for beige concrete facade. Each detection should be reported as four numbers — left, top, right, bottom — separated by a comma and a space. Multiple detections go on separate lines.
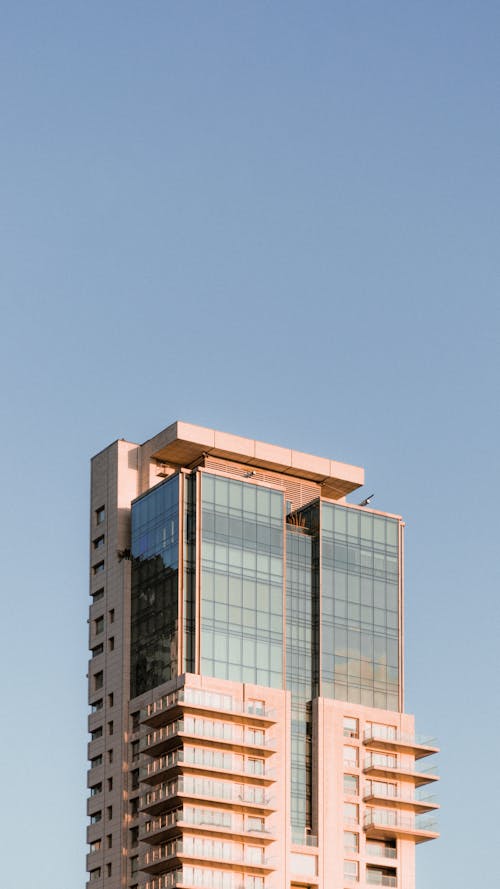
86, 423, 438, 889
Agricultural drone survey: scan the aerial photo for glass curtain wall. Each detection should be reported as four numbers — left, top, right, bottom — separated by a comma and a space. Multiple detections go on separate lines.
200, 473, 284, 687
321, 503, 400, 710
130, 474, 180, 697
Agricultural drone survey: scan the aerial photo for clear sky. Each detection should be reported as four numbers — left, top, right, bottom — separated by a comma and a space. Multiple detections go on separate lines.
0, 2, 498, 887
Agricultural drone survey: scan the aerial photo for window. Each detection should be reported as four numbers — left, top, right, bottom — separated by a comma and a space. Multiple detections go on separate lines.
131, 740, 140, 762
344, 774, 359, 795
90, 754, 103, 768
96, 506, 105, 525
93, 561, 105, 575
93, 535, 105, 550
107, 805, 112, 820
91, 699, 103, 713
343, 746, 358, 768
94, 671, 104, 690
89, 868, 101, 881
108, 637, 114, 652
344, 859, 359, 881
107, 749, 113, 764
130, 856, 138, 875
130, 797, 139, 816
91, 727, 103, 741
343, 717, 359, 738
344, 802, 359, 824
131, 711, 140, 732
90, 811, 102, 824
91, 644, 104, 658
106, 863, 112, 877
106, 834, 113, 849
107, 777, 113, 791
89, 840, 101, 853
92, 588, 104, 602
247, 816, 265, 832
344, 831, 359, 853
129, 826, 139, 848
94, 616, 104, 635
247, 698, 265, 715
108, 721, 114, 736
366, 722, 397, 741
90, 782, 102, 796
130, 769, 139, 790
108, 693, 114, 708
109, 608, 115, 623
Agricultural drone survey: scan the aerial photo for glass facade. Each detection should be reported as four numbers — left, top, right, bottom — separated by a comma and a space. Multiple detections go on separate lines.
200, 473, 284, 687
131, 475, 179, 698
321, 503, 400, 710
286, 523, 314, 835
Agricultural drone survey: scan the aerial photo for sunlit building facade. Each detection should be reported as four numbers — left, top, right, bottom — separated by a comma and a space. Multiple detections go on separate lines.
87, 422, 438, 889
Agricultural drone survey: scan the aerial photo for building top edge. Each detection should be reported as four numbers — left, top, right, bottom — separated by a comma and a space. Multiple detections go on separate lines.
142, 420, 365, 495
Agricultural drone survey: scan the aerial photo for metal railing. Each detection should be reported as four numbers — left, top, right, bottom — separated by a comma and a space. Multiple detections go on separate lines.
145, 687, 274, 721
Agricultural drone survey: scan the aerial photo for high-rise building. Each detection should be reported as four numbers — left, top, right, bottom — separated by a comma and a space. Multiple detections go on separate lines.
87, 421, 438, 889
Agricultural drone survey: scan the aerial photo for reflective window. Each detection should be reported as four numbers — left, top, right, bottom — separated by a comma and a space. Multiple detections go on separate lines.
321, 503, 400, 710
200, 474, 284, 688
131, 475, 180, 697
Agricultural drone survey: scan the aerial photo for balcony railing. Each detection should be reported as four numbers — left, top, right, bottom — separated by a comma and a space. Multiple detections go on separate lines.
140, 807, 273, 842
363, 728, 438, 758
366, 873, 397, 887
143, 719, 275, 755
366, 843, 397, 860
145, 868, 267, 889
144, 688, 274, 722
363, 755, 439, 784
143, 839, 272, 869
364, 810, 438, 841
141, 776, 274, 812
363, 784, 437, 807
141, 749, 273, 782
291, 831, 318, 847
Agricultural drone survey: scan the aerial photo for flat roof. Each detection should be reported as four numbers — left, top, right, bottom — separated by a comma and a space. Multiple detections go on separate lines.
145, 421, 364, 500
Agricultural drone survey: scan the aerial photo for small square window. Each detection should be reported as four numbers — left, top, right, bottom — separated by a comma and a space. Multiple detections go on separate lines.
96, 506, 105, 525
93, 535, 105, 550
90, 754, 103, 768
91, 644, 104, 658
343, 859, 359, 880
344, 774, 359, 795
89, 839, 101, 853
93, 561, 105, 575
90, 811, 102, 824
90, 782, 102, 796
91, 726, 103, 741
89, 867, 101, 881
92, 588, 104, 602
343, 717, 359, 738
91, 699, 103, 713
94, 616, 104, 635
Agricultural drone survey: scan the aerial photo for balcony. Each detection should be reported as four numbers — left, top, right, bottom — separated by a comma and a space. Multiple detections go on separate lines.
141, 749, 274, 786
143, 687, 276, 728
145, 868, 268, 889
363, 784, 439, 815
363, 755, 439, 787
140, 777, 275, 816
142, 720, 275, 758
142, 838, 275, 875
363, 729, 438, 759
141, 808, 275, 846
364, 810, 439, 844
366, 872, 397, 887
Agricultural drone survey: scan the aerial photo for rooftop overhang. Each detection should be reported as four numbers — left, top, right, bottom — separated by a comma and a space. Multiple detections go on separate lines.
146, 421, 364, 500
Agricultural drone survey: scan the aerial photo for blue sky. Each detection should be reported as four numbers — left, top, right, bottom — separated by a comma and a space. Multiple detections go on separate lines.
0, 3, 498, 887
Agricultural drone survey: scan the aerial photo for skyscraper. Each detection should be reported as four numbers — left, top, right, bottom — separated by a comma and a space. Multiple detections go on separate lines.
87, 421, 438, 889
